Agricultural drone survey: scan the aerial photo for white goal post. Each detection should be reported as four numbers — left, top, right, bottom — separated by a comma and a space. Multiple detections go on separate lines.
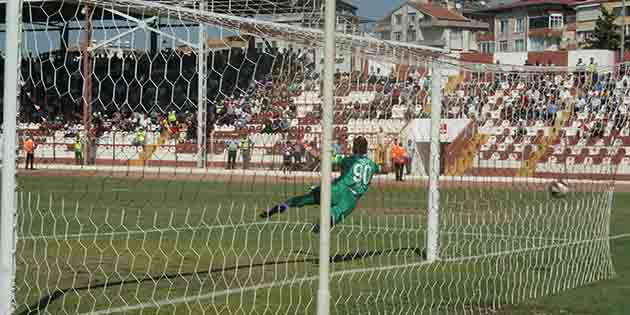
1, 0, 23, 313
3, 0, 620, 314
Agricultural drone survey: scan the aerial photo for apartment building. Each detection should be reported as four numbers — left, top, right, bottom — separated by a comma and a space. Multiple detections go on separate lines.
575, 0, 630, 44
475, 0, 577, 53
373, 0, 489, 51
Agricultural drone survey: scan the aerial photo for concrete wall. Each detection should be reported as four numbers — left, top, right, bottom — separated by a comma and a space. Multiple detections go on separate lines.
472, 50, 617, 67
494, 52, 528, 65
459, 52, 494, 64
527, 51, 568, 66
366, 60, 395, 77
568, 49, 615, 69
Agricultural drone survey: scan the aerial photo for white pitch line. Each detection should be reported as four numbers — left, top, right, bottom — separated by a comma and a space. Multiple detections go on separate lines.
20, 221, 569, 243
610, 233, 630, 240
28, 163, 630, 185
334, 223, 570, 242
76, 233, 630, 315
18, 221, 304, 241
110, 188, 130, 192
440, 230, 569, 242
78, 274, 320, 315
81, 231, 630, 315
439, 233, 630, 263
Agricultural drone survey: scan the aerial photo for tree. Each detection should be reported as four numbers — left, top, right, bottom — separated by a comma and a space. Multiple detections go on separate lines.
585, 8, 621, 50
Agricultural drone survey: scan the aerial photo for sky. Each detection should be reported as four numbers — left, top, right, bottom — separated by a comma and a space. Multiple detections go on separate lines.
350, 0, 406, 20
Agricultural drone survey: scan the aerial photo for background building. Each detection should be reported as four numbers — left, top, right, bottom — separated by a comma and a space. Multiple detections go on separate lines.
473, 0, 578, 54
373, 0, 489, 52
257, 0, 370, 74
575, 0, 630, 45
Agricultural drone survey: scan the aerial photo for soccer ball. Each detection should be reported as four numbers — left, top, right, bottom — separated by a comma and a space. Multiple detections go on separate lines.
549, 179, 570, 198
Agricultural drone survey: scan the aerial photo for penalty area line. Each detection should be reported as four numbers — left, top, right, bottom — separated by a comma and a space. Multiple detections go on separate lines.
18, 220, 306, 241
110, 188, 129, 192
78, 275, 320, 315
75, 233, 629, 315
335, 223, 570, 242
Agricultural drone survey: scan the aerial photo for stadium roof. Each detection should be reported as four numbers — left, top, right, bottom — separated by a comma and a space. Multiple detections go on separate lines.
474, 0, 577, 12
571, 0, 607, 6
0, 0, 336, 25
407, 2, 470, 22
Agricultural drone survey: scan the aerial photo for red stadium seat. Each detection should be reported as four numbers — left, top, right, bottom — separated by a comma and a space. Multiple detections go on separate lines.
564, 119, 573, 127
610, 129, 620, 137
554, 155, 568, 164
574, 154, 586, 164
540, 154, 550, 163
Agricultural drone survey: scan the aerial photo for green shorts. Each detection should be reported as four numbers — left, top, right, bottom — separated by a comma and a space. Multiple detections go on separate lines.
311, 185, 358, 224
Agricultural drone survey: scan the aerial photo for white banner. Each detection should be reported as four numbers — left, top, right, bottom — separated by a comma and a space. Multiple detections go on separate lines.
403, 119, 470, 143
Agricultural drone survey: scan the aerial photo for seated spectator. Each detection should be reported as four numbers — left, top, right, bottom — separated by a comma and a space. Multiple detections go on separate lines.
132, 128, 145, 147
293, 141, 304, 169
262, 119, 274, 134
591, 119, 605, 138
517, 120, 527, 138
547, 101, 557, 125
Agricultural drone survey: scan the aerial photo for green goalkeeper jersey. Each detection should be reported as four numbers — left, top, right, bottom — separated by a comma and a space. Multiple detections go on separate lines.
333, 154, 379, 197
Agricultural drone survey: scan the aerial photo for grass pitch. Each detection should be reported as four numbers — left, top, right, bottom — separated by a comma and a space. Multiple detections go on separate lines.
12, 172, 630, 315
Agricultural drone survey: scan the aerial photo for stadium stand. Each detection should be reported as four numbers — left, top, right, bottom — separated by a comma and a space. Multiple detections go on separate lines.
11, 41, 630, 179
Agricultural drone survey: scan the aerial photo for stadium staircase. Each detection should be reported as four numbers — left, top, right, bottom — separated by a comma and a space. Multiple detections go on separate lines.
445, 74, 464, 94
445, 120, 487, 176
517, 111, 569, 177
129, 131, 168, 166
425, 75, 464, 114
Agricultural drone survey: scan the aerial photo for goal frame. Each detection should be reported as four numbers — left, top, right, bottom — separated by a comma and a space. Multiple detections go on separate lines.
1, 0, 23, 313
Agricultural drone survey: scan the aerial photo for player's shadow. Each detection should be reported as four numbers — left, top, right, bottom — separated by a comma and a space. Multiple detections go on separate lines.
18, 247, 423, 315
329, 247, 424, 263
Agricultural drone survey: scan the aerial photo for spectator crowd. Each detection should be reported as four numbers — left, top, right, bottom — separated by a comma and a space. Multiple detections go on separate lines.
9, 41, 630, 173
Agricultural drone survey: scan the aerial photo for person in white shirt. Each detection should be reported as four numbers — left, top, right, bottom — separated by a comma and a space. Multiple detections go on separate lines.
559, 88, 571, 101
591, 96, 602, 110
141, 114, 148, 130
576, 58, 585, 68
576, 97, 586, 110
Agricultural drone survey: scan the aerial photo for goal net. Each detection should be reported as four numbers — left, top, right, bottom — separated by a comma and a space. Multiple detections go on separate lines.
8, 0, 616, 314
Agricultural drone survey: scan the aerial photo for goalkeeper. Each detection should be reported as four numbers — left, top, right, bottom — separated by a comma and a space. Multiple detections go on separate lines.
260, 136, 378, 231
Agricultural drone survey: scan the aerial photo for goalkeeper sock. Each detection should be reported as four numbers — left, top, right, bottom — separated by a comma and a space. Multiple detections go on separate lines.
311, 217, 334, 234
260, 202, 288, 218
